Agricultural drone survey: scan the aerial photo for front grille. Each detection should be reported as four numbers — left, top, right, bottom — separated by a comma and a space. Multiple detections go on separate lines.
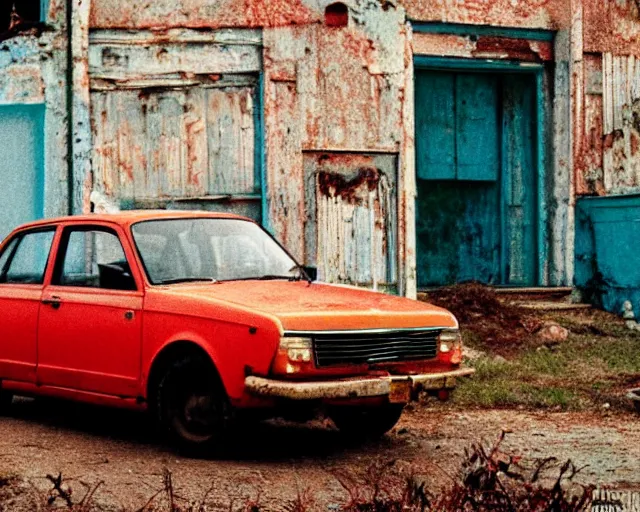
311, 329, 441, 367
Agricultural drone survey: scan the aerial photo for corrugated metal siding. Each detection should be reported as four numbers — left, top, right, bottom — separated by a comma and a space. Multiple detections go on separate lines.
601, 53, 640, 193
304, 152, 398, 292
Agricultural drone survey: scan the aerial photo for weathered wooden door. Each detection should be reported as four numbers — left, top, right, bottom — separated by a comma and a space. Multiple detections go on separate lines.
0, 105, 45, 240
415, 71, 537, 288
90, 78, 261, 221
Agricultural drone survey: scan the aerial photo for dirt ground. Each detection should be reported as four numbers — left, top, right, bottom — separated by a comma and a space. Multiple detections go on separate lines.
1, 398, 639, 511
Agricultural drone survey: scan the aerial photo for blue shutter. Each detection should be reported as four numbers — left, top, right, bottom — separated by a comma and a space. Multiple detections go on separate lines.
415, 71, 456, 180
456, 74, 500, 181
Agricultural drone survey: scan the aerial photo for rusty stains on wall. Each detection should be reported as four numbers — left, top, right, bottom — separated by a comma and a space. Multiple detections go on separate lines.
400, 0, 569, 30
317, 166, 380, 202
90, 0, 320, 30
584, 0, 640, 55
304, 151, 398, 291
412, 32, 554, 62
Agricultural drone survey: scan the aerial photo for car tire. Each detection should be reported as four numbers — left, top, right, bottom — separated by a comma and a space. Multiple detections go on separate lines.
0, 390, 13, 414
155, 355, 232, 456
330, 404, 404, 440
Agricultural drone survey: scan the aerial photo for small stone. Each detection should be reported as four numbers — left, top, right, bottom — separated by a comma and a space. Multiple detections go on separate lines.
536, 322, 569, 344
493, 355, 508, 364
603, 402, 611, 409
622, 301, 636, 320
625, 320, 639, 331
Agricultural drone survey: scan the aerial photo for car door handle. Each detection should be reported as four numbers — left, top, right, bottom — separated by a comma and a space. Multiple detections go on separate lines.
42, 296, 61, 309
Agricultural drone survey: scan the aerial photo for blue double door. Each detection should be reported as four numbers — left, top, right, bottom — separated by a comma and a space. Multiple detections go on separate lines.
415, 70, 538, 288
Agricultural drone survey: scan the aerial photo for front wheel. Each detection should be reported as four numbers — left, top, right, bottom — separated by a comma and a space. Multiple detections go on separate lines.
155, 356, 232, 456
330, 404, 404, 440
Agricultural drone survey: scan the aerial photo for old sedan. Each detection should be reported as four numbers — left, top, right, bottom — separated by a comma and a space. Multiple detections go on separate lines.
0, 211, 473, 453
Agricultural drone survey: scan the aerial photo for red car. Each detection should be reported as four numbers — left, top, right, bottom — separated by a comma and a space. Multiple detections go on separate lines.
0, 211, 473, 453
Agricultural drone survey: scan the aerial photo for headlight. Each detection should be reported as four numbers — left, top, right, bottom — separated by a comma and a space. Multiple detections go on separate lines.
438, 329, 463, 364
279, 337, 313, 363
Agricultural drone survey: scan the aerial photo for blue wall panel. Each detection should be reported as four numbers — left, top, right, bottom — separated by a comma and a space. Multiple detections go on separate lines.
576, 195, 640, 314
0, 104, 45, 241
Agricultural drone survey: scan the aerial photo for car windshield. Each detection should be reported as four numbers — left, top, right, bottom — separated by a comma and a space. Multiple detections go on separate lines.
131, 218, 301, 284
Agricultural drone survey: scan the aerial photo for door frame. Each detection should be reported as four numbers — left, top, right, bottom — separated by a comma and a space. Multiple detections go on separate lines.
413, 55, 549, 286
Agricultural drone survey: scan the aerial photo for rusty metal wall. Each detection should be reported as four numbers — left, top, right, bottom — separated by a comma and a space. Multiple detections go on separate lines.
84, 0, 580, 292
262, 1, 410, 292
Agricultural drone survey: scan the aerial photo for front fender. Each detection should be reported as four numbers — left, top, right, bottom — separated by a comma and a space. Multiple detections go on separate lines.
141, 289, 282, 401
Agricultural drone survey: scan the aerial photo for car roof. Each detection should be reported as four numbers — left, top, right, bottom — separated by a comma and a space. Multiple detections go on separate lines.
13, 210, 254, 231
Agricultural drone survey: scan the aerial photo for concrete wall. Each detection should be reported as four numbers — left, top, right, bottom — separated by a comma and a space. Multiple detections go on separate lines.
0, 0, 69, 221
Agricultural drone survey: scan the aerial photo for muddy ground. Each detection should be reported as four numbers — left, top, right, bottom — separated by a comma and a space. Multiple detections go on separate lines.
1, 398, 639, 510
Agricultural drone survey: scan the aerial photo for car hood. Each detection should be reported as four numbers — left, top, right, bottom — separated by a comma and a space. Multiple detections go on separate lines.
164, 281, 457, 332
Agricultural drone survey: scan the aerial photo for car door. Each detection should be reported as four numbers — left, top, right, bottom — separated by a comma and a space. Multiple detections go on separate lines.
0, 228, 57, 383
37, 224, 143, 397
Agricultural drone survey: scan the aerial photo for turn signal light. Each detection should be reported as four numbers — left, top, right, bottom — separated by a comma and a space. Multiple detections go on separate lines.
271, 337, 315, 375
438, 329, 463, 365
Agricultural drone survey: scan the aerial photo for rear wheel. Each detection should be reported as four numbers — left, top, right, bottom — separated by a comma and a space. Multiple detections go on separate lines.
155, 355, 232, 456
0, 390, 13, 414
330, 404, 404, 440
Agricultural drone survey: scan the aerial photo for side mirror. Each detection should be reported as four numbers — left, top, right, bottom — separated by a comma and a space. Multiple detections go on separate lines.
98, 263, 136, 291
303, 266, 318, 282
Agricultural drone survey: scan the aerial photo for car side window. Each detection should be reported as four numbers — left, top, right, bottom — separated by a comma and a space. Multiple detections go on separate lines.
0, 230, 55, 285
56, 229, 136, 291
0, 237, 19, 276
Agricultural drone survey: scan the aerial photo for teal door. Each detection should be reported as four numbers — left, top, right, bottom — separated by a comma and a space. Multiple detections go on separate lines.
0, 105, 45, 241
415, 71, 537, 288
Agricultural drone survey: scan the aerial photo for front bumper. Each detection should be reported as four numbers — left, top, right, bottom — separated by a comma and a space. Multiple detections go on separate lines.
244, 367, 475, 403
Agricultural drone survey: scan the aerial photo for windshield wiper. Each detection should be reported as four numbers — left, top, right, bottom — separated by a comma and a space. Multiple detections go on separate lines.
218, 274, 301, 282
158, 277, 218, 285
257, 275, 301, 281
289, 264, 312, 284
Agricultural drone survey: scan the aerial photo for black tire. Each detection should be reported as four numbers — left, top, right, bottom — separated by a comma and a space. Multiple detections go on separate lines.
330, 404, 404, 440
0, 390, 13, 414
154, 355, 232, 456
634, 400, 640, 414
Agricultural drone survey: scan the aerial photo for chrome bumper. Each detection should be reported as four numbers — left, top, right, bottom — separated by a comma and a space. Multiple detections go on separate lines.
244, 367, 475, 402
